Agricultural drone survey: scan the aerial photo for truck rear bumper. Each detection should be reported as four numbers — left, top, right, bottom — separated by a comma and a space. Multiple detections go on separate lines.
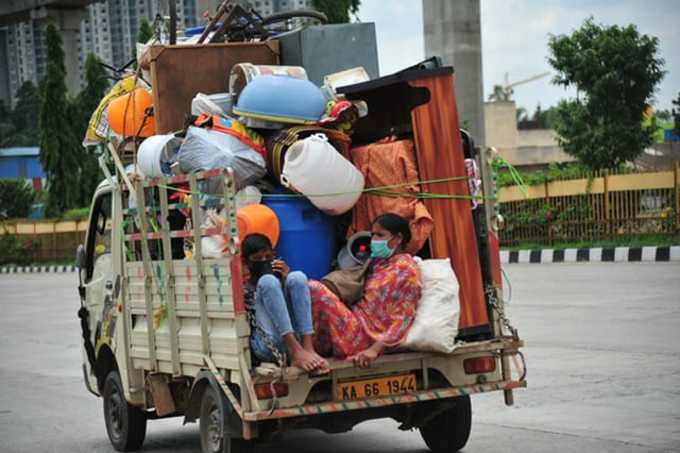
242, 379, 526, 421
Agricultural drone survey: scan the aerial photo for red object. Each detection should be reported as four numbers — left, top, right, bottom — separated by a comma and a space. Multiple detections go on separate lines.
230, 258, 246, 315
487, 230, 502, 288
255, 382, 289, 399
463, 356, 497, 374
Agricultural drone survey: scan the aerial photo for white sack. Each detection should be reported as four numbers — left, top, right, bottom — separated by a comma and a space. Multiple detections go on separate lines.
402, 258, 460, 353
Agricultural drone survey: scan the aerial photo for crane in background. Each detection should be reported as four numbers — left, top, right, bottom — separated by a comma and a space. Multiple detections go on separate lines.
488, 71, 550, 102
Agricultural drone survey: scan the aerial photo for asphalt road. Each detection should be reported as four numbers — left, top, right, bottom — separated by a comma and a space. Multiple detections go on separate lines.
1, 262, 679, 453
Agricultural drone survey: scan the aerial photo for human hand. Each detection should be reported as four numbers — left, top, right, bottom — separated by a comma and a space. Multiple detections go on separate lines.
272, 259, 289, 279
352, 346, 380, 368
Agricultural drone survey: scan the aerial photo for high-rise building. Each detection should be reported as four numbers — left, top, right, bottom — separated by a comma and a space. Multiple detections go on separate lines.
1, 0, 318, 106
2, 0, 195, 106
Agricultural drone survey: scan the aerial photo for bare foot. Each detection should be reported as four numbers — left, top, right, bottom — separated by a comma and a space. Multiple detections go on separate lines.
301, 335, 330, 375
308, 351, 330, 375
290, 348, 324, 372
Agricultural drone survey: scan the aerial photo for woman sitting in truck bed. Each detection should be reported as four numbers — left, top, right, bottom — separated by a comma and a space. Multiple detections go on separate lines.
310, 213, 422, 368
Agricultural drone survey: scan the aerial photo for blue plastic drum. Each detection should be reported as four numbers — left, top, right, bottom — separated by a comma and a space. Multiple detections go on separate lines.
263, 196, 336, 280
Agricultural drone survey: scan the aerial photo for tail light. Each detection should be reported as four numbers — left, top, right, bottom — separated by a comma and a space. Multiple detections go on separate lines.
464, 356, 496, 374
254, 382, 289, 399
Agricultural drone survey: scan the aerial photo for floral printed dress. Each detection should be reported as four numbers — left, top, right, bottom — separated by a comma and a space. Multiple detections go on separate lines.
310, 253, 422, 358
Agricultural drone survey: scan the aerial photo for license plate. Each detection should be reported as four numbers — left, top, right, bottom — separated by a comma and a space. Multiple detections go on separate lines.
337, 373, 417, 401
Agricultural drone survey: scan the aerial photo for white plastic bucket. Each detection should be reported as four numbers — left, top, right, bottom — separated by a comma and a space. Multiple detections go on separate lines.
137, 134, 182, 177
280, 134, 364, 215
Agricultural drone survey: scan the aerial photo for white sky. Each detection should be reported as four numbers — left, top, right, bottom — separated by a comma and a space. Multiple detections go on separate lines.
357, 0, 679, 113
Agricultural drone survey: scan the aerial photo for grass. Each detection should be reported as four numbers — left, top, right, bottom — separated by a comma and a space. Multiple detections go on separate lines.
502, 234, 680, 251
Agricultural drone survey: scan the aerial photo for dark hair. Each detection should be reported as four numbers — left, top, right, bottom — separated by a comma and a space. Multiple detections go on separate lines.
373, 213, 411, 248
242, 233, 272, 259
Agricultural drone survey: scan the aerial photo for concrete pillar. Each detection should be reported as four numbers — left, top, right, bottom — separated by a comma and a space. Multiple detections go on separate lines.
32, 6, 85, 96
422, 0, 485, 146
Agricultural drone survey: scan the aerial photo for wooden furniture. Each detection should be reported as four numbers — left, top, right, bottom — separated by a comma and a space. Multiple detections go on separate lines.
147, 42, 279, 133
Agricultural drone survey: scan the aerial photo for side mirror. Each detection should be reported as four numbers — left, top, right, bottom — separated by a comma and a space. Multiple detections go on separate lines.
76, 244, 86, 270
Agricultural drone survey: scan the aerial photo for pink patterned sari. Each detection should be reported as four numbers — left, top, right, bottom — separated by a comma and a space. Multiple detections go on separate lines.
310, 253, 421, 358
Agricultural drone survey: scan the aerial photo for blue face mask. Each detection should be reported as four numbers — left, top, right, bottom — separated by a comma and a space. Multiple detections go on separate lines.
370, 239, 395, 259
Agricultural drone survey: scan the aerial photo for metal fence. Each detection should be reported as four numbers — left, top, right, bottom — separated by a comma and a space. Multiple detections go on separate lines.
1, 220, 87, 263
498, 162, 680, 246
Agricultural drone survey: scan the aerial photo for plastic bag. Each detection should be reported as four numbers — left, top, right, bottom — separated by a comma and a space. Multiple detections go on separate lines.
177, 125, 266, 191
83, 76, 136, 146
235, 186, 262, 210
199, 209, 229, 259
191, 93, 233, 117
402, 258, 460, 353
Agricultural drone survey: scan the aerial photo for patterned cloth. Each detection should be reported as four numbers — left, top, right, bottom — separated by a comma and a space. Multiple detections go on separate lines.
310, 253, 422, 358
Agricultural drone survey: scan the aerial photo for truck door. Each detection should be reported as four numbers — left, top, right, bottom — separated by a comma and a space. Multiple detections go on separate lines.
81, 189, 115, 390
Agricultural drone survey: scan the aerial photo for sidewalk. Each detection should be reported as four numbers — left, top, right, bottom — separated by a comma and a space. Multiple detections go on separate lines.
501, 246, 680, 264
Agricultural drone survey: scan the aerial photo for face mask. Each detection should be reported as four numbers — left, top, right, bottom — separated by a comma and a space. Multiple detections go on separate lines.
370, 239, 395, 259
248, 260, 274, 281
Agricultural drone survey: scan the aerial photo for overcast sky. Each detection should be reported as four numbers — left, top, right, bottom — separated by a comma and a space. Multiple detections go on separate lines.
357, 0, 679, 114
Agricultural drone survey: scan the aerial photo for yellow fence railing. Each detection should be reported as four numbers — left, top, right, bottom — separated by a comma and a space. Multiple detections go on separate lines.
497, 162, 680, 246
1, 220, 88, 263
3, 164, 680, 260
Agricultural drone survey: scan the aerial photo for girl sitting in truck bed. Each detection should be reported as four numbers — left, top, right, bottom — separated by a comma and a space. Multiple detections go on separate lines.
242, 234, 330, 374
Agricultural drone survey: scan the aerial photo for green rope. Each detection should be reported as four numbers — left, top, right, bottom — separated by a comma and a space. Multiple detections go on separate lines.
493, 156, 529, 199
153, 175, 492, 202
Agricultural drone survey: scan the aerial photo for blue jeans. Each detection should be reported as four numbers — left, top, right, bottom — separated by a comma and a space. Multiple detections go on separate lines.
250, 271, 313, 362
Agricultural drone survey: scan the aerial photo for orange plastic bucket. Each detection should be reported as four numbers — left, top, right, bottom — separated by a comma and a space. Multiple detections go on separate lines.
237, 204, 280, 247
108, 88, 156, 137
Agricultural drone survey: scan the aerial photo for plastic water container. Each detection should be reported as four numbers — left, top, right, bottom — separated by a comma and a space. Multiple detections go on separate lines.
280, 134, 364, 215
237, 204, 280, 248
263, 196, 336, 280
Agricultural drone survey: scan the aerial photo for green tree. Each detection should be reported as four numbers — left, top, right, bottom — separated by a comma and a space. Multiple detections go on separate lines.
12, 81, 40, 139
488, 84, 510, 102
548, 18, 665, 170
137, 18, 154, 44
0, 100, 16, 147
0, 179, 36, 218
39, 23, 81, 216
672, 92, 680, 137
655, 109, 671, 121
312, 0, 360, 24
0, 81, 41, 146
74, 53, 109, 206
530, 104, 560, 129
516, 106, 528, 123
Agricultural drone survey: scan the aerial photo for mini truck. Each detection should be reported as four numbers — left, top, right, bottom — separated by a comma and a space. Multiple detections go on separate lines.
76, 62, 526, 453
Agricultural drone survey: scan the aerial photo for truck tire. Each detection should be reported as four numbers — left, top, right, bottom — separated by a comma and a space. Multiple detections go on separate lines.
199, 386, 253, 453
103, 370, 147, 451
419, 396, 472, 453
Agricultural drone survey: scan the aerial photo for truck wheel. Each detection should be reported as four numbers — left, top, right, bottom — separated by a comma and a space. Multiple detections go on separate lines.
103, 370, 147, 451
199, 386, 253, 453
419, 396, 472, 453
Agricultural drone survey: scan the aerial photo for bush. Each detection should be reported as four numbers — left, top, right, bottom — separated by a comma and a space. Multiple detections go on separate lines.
62, 207, 90, 221
0, 233, 39, 265
0, 179, 37, 218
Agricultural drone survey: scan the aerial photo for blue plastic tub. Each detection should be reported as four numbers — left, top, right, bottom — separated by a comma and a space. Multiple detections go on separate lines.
263, 196, 336, 280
